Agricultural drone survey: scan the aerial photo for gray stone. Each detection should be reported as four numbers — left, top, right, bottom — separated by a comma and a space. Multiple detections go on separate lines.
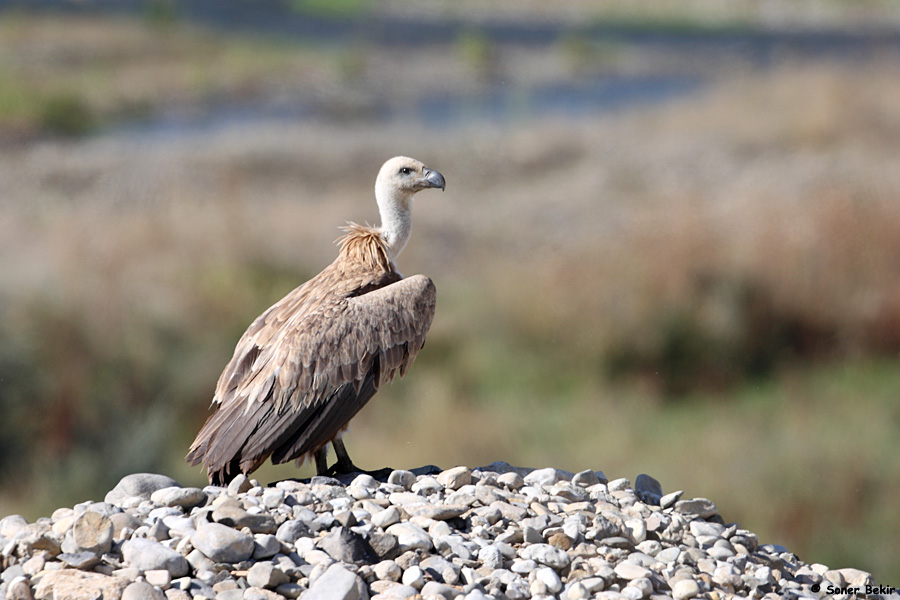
247, 562, 290, 589
566, 581, 590, 600
72, 511, 113, 554
387, 470, 416, 490
535, 567, 562, 594
614, 562, 651, 580
276, 519, 309, 544
160, 515, 194, 537
644, 512, 669, 533
420, 555, 458, 585
212, 504, 277, 534
497, 472, 524, 490
373, 560, 402, 582
572, 470, 600, 487
371, 507, 401, 529
411, 476, 442, 495
105, 474, 179, 506
707, 545, 734, 561
385, 523, 432, 553
0, 516, 28, 540
634, 474, 663, 503
122, 537, 190, 577
672, 579, 700, 600
401, 565, 425, 590
144, 570, 172, 588
437, 467, 472, 490
334, 509, 357, 528
655, 546, 681, 563
2, 565, 26, 584
226, 474, 252, 495
191, 522, 254, 563
122, 581, 166, 600
659, 490, 683, 509
607, 478, 631, 492
305, 563, 368, 600
624, 577, 653, 599
350, 474, 378, 491
375, 584, 418, 599
58, 551, 101, 570
318, 527, 378, 564
21, 554, 46, 576
33, 569, 129, 600
477, 545, 504, 570
262, 488, 286, 509
253, 534, 282, 559
624, 519, 647, 545
836, 568, 873, 586
6, 577, 33, 600
147, 519, 169, 542
275, 583, 305, 599
674, 498, 718, 519
519, 544, 570, 570
13, 523, 62, 556
164, 589, 191, 600
185, 548, 216, 572
523, 468, 560, 487
406, 503, 467, 521
689, 521, 724, 538
420, 581, 465, 598
149, 487, 207, 510
368, 532, 399, 560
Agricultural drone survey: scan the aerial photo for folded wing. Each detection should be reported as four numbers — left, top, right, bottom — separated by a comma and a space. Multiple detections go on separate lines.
187, 274, 436, 484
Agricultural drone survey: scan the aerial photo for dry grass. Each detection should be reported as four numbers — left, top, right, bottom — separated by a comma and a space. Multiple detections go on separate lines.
2, 14, 900, 583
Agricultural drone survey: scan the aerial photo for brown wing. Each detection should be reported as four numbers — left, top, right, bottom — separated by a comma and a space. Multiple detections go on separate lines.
187, 274, 436, 484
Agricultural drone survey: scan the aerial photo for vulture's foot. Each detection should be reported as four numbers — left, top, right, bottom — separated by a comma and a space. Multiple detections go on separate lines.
320, 438, 391, 478
321, 459, 394, 481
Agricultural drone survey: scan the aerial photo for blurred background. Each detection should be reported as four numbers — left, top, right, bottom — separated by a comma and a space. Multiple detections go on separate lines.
1, 0, 899, 585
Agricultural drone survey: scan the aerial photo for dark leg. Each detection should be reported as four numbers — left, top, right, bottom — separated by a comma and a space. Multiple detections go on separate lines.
324, 438, 393, 479
314, 447, 329, 475
330, 438, 361, 474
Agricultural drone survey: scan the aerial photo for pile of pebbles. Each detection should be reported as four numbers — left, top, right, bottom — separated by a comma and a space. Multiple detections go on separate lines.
0, 462, 887, 600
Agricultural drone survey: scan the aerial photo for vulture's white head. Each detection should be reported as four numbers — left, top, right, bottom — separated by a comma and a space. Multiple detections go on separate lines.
375, 156, 445, 260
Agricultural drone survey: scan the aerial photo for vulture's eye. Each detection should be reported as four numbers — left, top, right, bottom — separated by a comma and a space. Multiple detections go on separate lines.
399, 167, 412, 175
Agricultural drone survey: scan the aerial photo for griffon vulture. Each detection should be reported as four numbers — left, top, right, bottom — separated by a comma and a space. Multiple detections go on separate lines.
187, 156, 445, 485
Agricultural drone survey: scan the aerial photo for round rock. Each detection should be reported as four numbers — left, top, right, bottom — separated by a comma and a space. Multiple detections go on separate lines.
122, 581, 166, 600
247, 562, 290, 589
105, 474, 179, 506
519, 544, 570, 570
674, 498, 718, 519
72, 511, 113, 554
672, 578, 701, 600
191, 522, 255, 564
524, 468, 560, 487
122, 538, 189, 577
634, 474, 663, 503
437, 466, 472, 490
149, 487, 207, 510
385, 522, 433, 553
306, 563, 368, 599
614, 562, 651, 580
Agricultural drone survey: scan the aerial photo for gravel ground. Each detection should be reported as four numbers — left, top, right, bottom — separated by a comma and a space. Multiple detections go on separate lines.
0, 463, 894, 600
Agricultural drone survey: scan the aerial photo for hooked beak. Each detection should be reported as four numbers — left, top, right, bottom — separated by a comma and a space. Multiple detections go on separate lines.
422, 167, 446, 191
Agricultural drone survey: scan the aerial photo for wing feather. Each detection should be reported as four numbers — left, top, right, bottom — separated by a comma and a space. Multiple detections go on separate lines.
187, 273, 436, 482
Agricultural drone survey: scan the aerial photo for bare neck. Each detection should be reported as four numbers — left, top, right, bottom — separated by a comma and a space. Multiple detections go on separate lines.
375, 183, 413, 261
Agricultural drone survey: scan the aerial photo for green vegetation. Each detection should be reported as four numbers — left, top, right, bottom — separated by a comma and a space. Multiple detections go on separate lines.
456, 29, 496, 79
288, 0, 371, 19
0, 14, 338, 137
